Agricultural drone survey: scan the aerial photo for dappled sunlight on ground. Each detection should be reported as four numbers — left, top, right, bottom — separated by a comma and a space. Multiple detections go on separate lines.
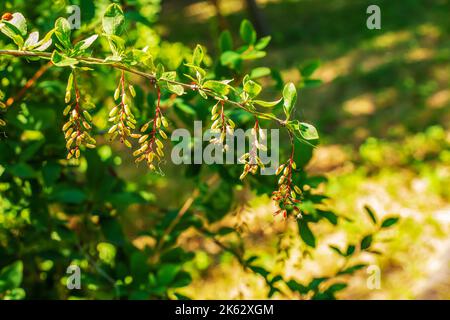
177, 161, 448, 300
306, 144, 350, 174
184, 0, 245, 22
427, 89, 450, 109
369, 30, 413, 49
343, 94, 376, 116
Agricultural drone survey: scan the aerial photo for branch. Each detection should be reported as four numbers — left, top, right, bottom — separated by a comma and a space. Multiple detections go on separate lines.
152, 174, 220, 260
0, 49, 284, 125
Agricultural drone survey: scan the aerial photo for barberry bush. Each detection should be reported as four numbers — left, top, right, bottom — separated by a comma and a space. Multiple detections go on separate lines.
0, 1, 398, 300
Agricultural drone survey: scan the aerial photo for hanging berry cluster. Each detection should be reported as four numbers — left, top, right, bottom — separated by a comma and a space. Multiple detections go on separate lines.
0, 93, 6, 127
272, 142, 303, 219
133, 86, 169, 172
62, 71, 96, 160
209, 100, 235, 151
108, 71, 137, 148
239, 119, 267, 180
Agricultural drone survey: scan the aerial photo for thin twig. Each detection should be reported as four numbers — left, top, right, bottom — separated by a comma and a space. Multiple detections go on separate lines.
5, 61, 52, 107
152, 174, 219, 260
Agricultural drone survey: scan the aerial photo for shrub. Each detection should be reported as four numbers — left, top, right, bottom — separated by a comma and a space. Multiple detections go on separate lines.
0, 3, 398, 300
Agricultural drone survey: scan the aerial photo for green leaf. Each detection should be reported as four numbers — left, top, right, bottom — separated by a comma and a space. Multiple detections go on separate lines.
167, 83, 184, 96
160, 71, 176, 81
132, 48, 154, 69
327, 283, 347, 293
184, 63, 206, 79
24, 31, 39, 47
199, 90, 208, 99
96, 242, 116, 265
171, 271, 192, 288
7, 163, 35, 178
270, 275, 283, 284
283, 82, 297, 118
51, 188, 86, 204
192, 44, 204, 66
74, 34, 98, 51
249, 266, 270, 278
302, 79, 323, 88
42, 162, 61, 186
161, 72, 185, 96
289, 121, 319, 147
338, 264, 366, 275
219, 30, 233, 52
11, 13, 27, 36
102, 4, 125, 36
250, 67, 271, 79
26, 29, 54, 51
220, 51, 241, 68
240, 19, 257, 45
101, 219, 125, 245
104, 34, 125, 57
298, 221, 316, 248
364, 205, 378, 224
329, 245, 346, 257
318, 210, 338, 225
300, 59, 321, 77
246, 256, 258, 265
203, 80, 232, 96
255, 36, 271, 50
360, 235, 373, 250
298, 200, 316, 215
157, 264, 181, 286
241, 50, 266, 60
312, 291, 335, 300
174, 100, 196, 116
243, 78, 262, 98
271, 69, 284, 90
51, 51, 78, 67
54, 17, 72, 48
346, 245, 356, 256
253, 98, 282, 108
0, 261, 23, 292
0, 15, 26, 48
15, 14, 27, 36
130, 252, 149, 282
308, 277, 327, 290
381, 216, 400, 228
286, 280, 309, 294
155, 63, 165, 79
217, 227, 235, 236
1, 12, 27, 37
298, 122, 319, 140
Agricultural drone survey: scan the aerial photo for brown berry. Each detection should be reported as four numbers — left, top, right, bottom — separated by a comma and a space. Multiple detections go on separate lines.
2, 13, 13, 21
